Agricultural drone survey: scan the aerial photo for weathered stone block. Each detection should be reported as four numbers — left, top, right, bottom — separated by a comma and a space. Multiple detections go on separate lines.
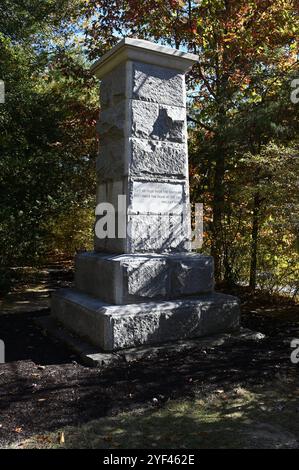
100, 62, 127, 109
130, 138, 187, 177
52, 289, 240, 351
94, 214, 127, 254
106, 180, 125, 208
131, 100, 186, 143
124, 257, 169, 299
52, 289, 112, 350
132, 61, 185, 107
98, 101, 127, 145
127, 214, 190, 253
75, 252, 214, 304
171, 255, 214, 295
110, 294, 240, 350
75, 253, 169, 304
75, 252, 120, 303
97, 139, 127, 180
94, 179, 191, 254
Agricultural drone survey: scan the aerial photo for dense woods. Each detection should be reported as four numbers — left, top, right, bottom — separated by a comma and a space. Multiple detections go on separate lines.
0, 0, 298, 295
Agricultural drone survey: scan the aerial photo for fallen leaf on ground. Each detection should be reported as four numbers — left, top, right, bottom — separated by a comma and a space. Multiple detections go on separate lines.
36, 435, 52, 443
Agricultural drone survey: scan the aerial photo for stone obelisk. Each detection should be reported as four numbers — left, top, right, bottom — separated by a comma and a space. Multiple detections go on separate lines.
51, 38, 240, 351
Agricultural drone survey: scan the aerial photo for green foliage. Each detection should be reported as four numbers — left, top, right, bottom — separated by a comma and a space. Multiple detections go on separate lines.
0, 0, 81, 41
82, 0, 299, 291
0, 2, 98, 267
0, 0, 298, 296
44, 206, 94, 257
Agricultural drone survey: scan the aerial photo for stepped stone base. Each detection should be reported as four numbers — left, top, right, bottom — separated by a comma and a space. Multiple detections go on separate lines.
75, 251, 214, 305
36, 315, 263, 368
52, 289, 240, 351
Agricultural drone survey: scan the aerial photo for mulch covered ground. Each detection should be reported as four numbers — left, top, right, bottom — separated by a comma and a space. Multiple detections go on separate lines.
0, 267, 298, 447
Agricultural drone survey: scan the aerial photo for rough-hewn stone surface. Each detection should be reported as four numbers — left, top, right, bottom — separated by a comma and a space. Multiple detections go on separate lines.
132, 61, 185, 107
98, 101, 127, 145
111, 295, 240, 350
171, 257, 214, 296
130, 139, 187, 177
106, 180, 125, 208
127, 214, 190, 253
97, 139, 127, 180
75, 252, 214, 304
94, 215, 127, 254
96, 180, 128, 210
100, 62, 127, 110
125, 257, 169, 298
52, 289, 240, 351
75, 252, 122, 304
131, 100, 186, 143
52, 290, 112, 350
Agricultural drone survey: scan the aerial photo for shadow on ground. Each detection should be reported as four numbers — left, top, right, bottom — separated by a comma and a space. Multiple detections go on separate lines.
0, 263, 73, 314
0, 310, 77, 364
0, 302, 298, 448
18, 382, 299, 449
0, 269, 298, 448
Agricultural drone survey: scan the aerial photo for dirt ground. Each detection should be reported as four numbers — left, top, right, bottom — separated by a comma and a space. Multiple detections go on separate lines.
0, 264, 298, 449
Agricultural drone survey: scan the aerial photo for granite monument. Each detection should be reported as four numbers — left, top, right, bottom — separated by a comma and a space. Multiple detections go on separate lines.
52, 38, 240, 351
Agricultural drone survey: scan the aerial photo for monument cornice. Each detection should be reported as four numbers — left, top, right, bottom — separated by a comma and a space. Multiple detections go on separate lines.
91, 37, 198, 78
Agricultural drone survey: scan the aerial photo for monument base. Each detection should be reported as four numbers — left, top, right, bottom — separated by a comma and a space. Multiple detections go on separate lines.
74, 251, 214, 304
51, 288, 240, 351
36, 315, 262, 368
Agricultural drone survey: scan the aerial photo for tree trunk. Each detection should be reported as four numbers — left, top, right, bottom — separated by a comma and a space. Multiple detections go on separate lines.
249, 192, 260, 290
211, 151, 225, 284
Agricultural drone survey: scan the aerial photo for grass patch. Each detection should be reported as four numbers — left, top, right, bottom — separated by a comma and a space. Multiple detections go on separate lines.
11, 379, 299, 450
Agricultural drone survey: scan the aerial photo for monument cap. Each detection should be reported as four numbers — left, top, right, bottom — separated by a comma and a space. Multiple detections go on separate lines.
91, 37, 199, 79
